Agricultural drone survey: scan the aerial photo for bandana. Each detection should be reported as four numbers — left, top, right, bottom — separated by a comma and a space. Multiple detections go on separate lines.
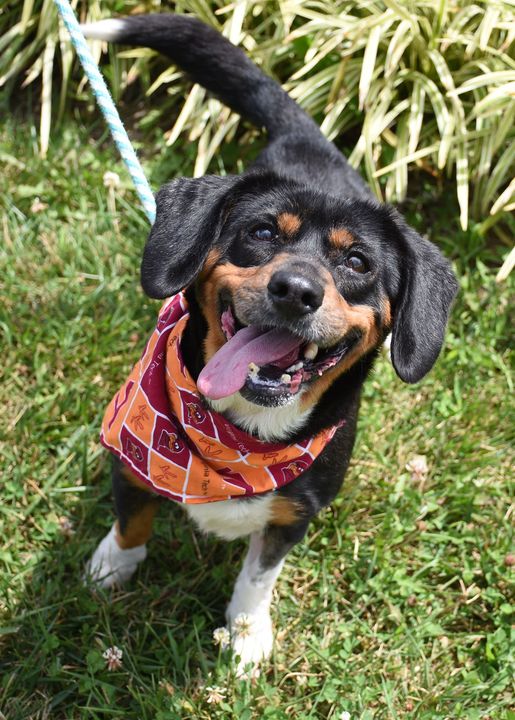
100, 293, 341, 504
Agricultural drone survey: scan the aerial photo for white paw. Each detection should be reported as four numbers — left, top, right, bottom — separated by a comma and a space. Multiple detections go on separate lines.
84, 525, 147, 588
227, 611, 274, 678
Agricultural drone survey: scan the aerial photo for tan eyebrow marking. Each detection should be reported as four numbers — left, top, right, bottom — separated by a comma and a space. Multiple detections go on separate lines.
277, 212, 302, 237
329, 228, 354, 248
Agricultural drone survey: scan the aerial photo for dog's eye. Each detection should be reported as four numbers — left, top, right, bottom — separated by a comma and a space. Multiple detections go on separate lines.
344, 253, 368, 274
252, 227, 276, 242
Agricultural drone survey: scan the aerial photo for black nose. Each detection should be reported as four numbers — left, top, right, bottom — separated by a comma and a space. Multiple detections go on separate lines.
267, 270, 324, 316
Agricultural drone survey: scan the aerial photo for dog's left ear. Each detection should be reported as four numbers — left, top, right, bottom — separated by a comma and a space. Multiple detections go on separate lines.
389, 211, 458, 383
141, 175, 239, 298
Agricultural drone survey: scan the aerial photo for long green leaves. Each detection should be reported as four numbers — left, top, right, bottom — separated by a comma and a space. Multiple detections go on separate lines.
2, 0, 513, 236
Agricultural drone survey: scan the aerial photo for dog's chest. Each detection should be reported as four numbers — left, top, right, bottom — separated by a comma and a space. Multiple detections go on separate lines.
183, 393, 312, 540
185, 494, 275, 541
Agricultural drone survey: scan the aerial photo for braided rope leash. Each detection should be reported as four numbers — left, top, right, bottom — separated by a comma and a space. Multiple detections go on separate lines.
53, 0, 156, 224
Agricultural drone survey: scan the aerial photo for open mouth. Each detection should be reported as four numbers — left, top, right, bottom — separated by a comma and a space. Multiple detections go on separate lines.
197, 306, 355, 405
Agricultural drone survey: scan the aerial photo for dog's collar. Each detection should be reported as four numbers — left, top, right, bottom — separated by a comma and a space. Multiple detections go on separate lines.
100, 292, 342, 503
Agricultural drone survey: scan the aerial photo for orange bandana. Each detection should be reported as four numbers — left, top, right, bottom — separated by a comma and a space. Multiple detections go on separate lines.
100, 293, 342, 504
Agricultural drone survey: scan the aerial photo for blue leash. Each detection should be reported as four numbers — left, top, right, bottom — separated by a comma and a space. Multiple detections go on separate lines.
53, 0, 156, 224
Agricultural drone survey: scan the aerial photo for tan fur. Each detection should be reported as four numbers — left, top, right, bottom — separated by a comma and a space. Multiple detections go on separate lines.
115, 505, 159, 549
115, 467, 159, 548
200, 250, 231, 363
200, 248, 221, 277
329, 228, 354, 248
269, 495, 302, 525
382, 298, 392, 328
300, 335, 377, 410
277, 212, 302, 237
202, 256, 290, 348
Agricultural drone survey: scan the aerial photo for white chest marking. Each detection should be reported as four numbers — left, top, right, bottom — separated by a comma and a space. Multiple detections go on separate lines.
185, 494, 274, 541
208, 390, 312, 442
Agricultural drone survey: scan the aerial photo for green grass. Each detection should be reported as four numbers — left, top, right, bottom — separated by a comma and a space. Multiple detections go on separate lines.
0, 118, 513, 720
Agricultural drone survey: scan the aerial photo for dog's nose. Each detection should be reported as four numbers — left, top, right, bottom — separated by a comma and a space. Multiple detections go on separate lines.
268, 270, 324, 316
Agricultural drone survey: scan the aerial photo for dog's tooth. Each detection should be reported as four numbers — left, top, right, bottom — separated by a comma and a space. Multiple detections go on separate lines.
304, 342, 319, 361
285, 363, 302, 373
280, 373, 291, 383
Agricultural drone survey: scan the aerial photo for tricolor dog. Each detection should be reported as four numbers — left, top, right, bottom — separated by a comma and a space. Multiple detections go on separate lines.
82, 14, 458, 674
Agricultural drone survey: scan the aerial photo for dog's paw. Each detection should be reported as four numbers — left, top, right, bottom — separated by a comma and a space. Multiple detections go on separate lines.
84, 525, 146, 588
228, 612, 274, 678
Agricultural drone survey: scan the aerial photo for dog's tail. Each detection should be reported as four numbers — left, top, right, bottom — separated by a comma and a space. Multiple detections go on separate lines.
81, 14, 315, 140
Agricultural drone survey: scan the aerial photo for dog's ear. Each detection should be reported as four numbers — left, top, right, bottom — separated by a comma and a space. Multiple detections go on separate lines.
141, 175, 239, 298
389, 211, 458, 383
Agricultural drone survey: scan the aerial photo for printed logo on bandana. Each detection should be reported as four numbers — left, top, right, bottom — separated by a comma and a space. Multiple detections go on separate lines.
180, 390, 217, 438
270, 455, 311, 487
130, 403, 150, 432
197, 436, 223, 457
126, 439, 143, 463
186, 401, 206, 424
283, 459, 309, 479
158, 429, 183, 454
153, 416, 190, 469
121, 427, 148, 469
154, 463, 179, 485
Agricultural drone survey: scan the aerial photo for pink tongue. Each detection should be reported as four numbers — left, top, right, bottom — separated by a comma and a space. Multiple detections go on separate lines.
197, 326, 303, 400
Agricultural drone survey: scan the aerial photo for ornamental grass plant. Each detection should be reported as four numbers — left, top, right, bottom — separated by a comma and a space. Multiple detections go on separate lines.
1, 0, 514, 241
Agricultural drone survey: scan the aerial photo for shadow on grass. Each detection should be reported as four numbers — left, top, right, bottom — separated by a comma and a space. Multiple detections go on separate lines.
0, 465, 247, 718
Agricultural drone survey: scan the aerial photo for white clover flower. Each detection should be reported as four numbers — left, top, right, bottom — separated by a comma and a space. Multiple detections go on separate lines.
58, 516, 75, 537
212, 626, 230, 649
232, 613, 253, 638
103, 171, 120, 188
102, 645, 123, 671
205, 685, 226, 705
340, 712, 351, 720
406, 454, 428, 482
30, 197, 48, 214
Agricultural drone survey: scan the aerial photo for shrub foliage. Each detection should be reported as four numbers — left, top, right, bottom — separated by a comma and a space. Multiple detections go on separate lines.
1, 0, 514, 234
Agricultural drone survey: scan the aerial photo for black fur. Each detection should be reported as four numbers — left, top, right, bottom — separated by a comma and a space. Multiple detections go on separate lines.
142, 175, 236, 297
101, 14, 458, 611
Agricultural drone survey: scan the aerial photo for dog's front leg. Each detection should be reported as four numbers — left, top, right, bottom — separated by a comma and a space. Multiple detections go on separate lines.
86, 459, 160, 587
226, 520, 308, 676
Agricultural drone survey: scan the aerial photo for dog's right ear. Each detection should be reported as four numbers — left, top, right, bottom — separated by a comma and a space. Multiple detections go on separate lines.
141, 175, 238, 298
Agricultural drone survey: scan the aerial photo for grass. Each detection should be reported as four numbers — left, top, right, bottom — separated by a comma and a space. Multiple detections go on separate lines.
0, 116, 513, 720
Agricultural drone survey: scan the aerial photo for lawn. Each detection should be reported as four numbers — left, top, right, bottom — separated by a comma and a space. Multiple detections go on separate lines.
0, 115, 513, 720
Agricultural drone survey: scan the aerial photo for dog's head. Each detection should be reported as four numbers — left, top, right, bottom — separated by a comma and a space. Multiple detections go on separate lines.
142, 173, 458, 408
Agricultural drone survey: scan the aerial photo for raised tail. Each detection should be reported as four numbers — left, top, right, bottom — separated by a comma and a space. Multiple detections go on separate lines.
81, 14, 315, 140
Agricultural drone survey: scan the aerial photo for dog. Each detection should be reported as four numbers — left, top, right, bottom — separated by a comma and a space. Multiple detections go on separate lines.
82, 14, 458, 675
